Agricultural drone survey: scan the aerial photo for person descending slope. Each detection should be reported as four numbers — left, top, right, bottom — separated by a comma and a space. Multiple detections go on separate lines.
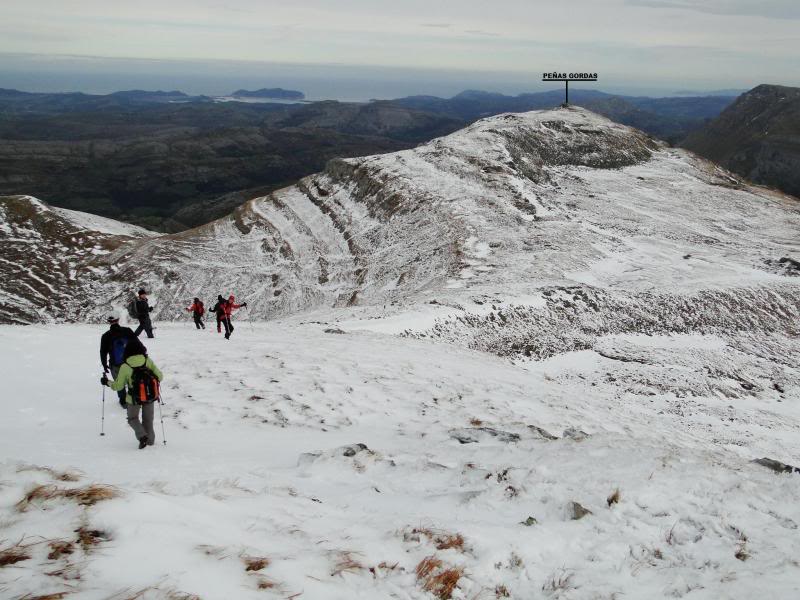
186, 297, 206, 329
99, 315, 137, 408
101, 338, 163, 449
133, 289, 155, 338
221, 294, 247, 339
210, 295, 227, 334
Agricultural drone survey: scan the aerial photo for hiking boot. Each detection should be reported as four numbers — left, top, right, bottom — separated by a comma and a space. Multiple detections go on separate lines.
224, 333, 230, 339
138, 437, 148, 450
119, 399, 127, 409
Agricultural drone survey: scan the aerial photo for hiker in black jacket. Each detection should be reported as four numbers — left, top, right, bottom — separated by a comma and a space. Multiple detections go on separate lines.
134, 289, 155, 338
210, 295, 226, 334
100, 315, 137, 407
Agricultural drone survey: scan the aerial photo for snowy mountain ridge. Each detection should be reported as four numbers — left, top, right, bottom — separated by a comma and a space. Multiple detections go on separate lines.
2, 106, 800, 329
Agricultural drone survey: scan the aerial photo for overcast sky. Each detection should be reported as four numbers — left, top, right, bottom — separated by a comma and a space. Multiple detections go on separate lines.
1, 0, 798, 91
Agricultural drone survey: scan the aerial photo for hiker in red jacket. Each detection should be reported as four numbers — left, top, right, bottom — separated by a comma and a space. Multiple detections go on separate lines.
186, 297, 205, 329
221, 294, 247, 339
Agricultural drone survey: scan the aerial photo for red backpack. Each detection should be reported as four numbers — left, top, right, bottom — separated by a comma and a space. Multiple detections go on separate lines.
196, 300, 205, 316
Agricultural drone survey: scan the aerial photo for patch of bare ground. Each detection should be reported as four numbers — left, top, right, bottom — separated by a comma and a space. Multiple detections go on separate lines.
415, 556, 463, 600
16, 484, 118, 511
18, 593, 71, 600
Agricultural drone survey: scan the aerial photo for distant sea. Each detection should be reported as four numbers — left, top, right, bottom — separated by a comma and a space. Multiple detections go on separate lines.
0, 54, 734, 101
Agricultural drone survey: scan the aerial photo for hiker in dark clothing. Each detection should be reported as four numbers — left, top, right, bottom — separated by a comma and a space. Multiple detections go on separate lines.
100, 315, 138, 408
134, 289, 155, 338
101, 337, 163, 449
210, 295, 227, 334
186, 297, 206, 329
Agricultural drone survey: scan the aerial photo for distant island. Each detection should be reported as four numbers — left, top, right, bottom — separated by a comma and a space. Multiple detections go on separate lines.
231, 88, 305, 100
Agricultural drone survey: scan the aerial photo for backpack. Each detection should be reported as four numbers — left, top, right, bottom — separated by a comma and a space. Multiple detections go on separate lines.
196, 301, 205, 316
110, 336, 128, 366
128, 358, 160, 404
127, 299, 138, 320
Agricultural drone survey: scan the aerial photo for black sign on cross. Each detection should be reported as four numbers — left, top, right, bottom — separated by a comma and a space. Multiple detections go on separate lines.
542, 72, 598, 105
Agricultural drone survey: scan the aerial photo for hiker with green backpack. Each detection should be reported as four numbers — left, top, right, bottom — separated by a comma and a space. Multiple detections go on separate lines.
101, 337, 164, 449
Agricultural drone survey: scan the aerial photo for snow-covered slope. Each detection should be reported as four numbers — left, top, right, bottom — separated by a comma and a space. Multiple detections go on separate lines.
0, 196, 154, 324
1, 324, 798, 599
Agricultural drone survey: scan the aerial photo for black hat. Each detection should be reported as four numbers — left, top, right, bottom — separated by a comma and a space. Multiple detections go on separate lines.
138, 288, 147, 295
106, 315, 119, 324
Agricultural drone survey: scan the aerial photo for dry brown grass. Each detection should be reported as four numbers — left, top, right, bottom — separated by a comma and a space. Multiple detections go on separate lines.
243, 555, 270, 572
469, 418, 483, 426
607, 488, 621, 507
0, 540, 31, 566
256, 577, 276, 589
415, 556, 463, 599
17, 464, 81, 482
331, 551, 365, 576
75, 526, 111, 552
47, 540, 75, 561
415, 555, 443, 580
16, 484, 118, 511
19, 593, 71, 600
408, 528, 465, 552
495, 584, 511, 598
369, 561, 400, 578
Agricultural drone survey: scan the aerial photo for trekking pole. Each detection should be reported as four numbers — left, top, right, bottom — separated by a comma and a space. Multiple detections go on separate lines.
100, 378, 106, 437
157, 395, 167, 445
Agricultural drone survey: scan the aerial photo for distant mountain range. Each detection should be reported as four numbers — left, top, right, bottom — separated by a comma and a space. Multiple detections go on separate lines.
682, 84, 800, 199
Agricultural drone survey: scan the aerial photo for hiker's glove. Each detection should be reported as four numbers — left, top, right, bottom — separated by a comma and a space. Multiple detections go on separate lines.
243, 302, 248, 307
148, 306, 154, 312
100, 376, 109, 386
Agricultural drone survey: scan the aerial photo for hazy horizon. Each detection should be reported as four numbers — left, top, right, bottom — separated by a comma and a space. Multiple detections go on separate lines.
1, 1, 798, 100
0, 53, 758, 101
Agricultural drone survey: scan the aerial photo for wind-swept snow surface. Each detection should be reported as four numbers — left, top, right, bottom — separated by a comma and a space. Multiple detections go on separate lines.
1, 324, 799, 599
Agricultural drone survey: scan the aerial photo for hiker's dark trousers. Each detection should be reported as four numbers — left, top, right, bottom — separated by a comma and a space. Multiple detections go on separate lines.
135, 316, 154, 338
193, 314, 205, 329
127, 402, 155, 445
216, 316, 223, 333
222, 317, 234, 337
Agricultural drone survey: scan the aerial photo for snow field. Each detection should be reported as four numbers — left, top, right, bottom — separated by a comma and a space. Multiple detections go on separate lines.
2, 322, 799, 599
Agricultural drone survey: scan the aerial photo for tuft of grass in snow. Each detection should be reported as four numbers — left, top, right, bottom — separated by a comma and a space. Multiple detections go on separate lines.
542, 568, 575, 594
495, 584, 511, 597
0, 539, 31, 566
47, 540, 75, 561
406, 527, 466, 552
16, 484, 118, 512
607, 488, 621, 507
331, 550, 365, 576
16, 464, 81, 482
75, 526, 111, 552
415, 556, 463, 599
243, 555, 270, 572
18, 593, 71, 600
